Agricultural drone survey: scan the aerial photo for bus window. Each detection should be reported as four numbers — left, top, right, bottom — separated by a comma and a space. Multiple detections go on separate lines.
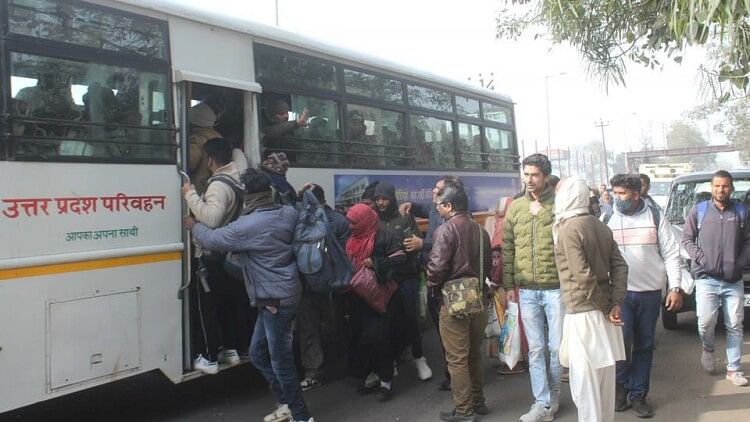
344, 69, 404, 103
485, 127, 514, 170
260, 93, 343, 166
483, 102, 512, 125
346, 104, 406, 168
407, 84, 453, 113
411, 115, 455, 169
8, 0, 168, 60
255, 46, 338, 92
457, 123, 482, 169
456, 96, 480, 119
10, 52, 173, 162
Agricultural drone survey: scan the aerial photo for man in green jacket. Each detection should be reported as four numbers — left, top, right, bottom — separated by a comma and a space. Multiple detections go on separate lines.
503, 153, 563, 422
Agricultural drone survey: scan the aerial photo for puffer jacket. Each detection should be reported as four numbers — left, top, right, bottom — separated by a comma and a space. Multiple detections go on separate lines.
503, 188, 559, 290
427, 212, 492, 293
191, 205, 302, 308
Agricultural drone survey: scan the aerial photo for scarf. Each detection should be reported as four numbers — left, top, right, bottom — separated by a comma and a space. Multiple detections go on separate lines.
345, 204, 379, 271
243, 191, 276, 214
262, 152, 290, 175
553, 175, 591, 243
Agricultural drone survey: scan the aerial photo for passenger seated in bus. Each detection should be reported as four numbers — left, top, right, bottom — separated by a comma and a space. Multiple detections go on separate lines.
182, 138, 249, 374
15, 67, 78, 121
348, 110, 382, 167
188, 103, 223, 194
261, 97, 309, 138
261, 151, 297, 205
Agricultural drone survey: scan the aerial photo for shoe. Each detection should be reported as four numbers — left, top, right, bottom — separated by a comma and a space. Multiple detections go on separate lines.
497, 364, 526, 375
193, 354, 219, 375
473, 402, 489, 415
630, 395, 654, 418
263, 403, 291, 422
364, 372, 380, 389
519, 402, 553, 422
439, 408, 476, 422
217, 348, 240, 366
293, 419, 314, 422
615, 383, 629, 412
726, 371, 750, 386
701, 348, 716, 374
414, 356, 433, 380
300, 377, 322, 391
550, 387, 560, 414
377, 385, 392, 401
438, 379, 451, 391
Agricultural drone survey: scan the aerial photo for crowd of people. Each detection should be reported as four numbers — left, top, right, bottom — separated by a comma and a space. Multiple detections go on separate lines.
181, 145, 748, 422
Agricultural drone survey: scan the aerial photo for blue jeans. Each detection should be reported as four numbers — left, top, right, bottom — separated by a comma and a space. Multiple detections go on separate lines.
695, 277, 745, 371
250, 304, 311, 420
616, 290, 661, 400
519, 288, 563, 407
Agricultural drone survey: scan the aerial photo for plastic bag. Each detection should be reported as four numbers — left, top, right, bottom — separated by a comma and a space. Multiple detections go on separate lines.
484, 290, 505, 338
498, 301, 521, 369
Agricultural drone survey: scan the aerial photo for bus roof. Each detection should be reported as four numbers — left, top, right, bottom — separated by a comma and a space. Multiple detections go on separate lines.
114, 0, 513, 105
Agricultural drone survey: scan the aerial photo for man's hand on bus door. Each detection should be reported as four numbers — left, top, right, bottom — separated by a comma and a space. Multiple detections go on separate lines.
183, 216, 196, 230
403, 235, 422, 252
182, 182, 196, 197
399, 201, 412, 215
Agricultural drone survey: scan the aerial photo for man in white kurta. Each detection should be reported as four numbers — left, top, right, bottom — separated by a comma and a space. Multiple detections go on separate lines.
553, 176, 628, 422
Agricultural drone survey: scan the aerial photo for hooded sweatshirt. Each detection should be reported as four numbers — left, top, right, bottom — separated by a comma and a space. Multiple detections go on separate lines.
372, 182, 421, 281
554, 176, 628, 314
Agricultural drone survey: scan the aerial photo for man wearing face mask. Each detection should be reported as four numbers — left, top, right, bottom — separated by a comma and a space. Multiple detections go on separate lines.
607, 174, 682, 418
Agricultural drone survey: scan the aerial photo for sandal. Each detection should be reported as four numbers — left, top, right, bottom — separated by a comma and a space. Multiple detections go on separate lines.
300, 377, 321, 391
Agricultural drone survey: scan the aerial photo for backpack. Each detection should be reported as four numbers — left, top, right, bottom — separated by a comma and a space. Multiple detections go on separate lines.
205, 174, 244, 278
696, 200, 747, 231
294, 190, 353, 292
294, 190, 329, 275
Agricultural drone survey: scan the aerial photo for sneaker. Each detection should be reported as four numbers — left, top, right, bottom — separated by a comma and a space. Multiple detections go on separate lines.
300, 377, 322, 391
630, 394, 654, 418
364, 372, 380, 389
519, 402, 553, 422
615, 383, 629, 412
217, 349, 240, 366
439, 408, 476, 422
377, 385, 392, 401
701, 348, 716, 374
293, 419, 314, 422
726, 371, 750, 386
263, 403, 291, 422
193, 354, 219, 375
414, 356, 433, 380
550, 387, 560, 414
473, 402, 489, 415
438, 379, 451, 391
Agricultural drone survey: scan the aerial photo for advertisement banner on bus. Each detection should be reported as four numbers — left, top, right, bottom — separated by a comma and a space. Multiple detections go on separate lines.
334, 174, 521, 212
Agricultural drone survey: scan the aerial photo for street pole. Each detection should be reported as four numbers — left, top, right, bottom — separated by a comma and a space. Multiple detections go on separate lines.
544, 72, 566, 166
595, 119, 611, 183
275, 0, 280, 26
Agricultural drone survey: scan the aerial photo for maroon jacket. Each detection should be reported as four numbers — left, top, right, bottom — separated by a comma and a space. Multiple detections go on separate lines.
427, 212, 492, 292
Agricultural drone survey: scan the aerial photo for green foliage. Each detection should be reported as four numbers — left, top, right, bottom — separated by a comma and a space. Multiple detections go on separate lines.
665, 120, 716, 169
497, 1, 750, 93
688, 96, 750, 161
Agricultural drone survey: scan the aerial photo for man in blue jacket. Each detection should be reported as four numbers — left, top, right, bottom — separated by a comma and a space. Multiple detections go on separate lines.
682, 170, 749, 388
185, 168, 313, 422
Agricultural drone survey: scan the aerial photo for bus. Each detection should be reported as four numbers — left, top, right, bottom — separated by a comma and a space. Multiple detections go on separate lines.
639, 163, 694, 208
0, 0, 520, 413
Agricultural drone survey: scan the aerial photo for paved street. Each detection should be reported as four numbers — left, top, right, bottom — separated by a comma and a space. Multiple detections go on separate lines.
2, 311, 748, 422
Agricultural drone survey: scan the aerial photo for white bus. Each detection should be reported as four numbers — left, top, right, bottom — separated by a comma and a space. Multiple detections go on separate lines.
639, 163, 694, 208
0, 0, 521, 413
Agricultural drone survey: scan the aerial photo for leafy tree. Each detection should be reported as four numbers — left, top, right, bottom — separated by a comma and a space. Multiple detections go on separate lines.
688, 97, 750, 162
497, 1, 750, 92
665, 120, 716, 169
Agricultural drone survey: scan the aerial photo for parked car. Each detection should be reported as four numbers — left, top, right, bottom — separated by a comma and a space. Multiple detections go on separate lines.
661, 169, 750, 329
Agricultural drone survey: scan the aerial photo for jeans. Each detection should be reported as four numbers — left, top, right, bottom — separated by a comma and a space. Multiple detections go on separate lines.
298, 290, 329, 379
250, 305, 311, 421
616, 290, 661, 400
695, 277, 745, 371
519, 288, 563, 407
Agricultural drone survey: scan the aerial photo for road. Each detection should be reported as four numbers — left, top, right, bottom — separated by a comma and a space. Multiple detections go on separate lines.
2, 311, 748, 422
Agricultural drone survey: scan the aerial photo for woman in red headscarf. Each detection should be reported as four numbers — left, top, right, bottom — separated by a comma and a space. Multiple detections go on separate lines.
345, 203, 406, 401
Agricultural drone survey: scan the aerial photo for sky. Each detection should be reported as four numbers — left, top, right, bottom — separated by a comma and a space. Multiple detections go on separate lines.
182, 0, 722, 159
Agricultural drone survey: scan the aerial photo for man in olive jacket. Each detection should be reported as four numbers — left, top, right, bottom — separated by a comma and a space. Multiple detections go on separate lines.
503, 153, 562, 422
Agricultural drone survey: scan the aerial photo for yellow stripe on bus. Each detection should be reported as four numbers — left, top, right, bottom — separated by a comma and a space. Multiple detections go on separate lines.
0, 251, 182, 281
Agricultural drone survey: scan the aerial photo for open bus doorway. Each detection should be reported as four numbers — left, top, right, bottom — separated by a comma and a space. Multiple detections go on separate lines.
183, 82, 256, 376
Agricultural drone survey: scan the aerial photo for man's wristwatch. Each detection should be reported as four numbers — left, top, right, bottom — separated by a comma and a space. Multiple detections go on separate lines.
669, 287, 682, 294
